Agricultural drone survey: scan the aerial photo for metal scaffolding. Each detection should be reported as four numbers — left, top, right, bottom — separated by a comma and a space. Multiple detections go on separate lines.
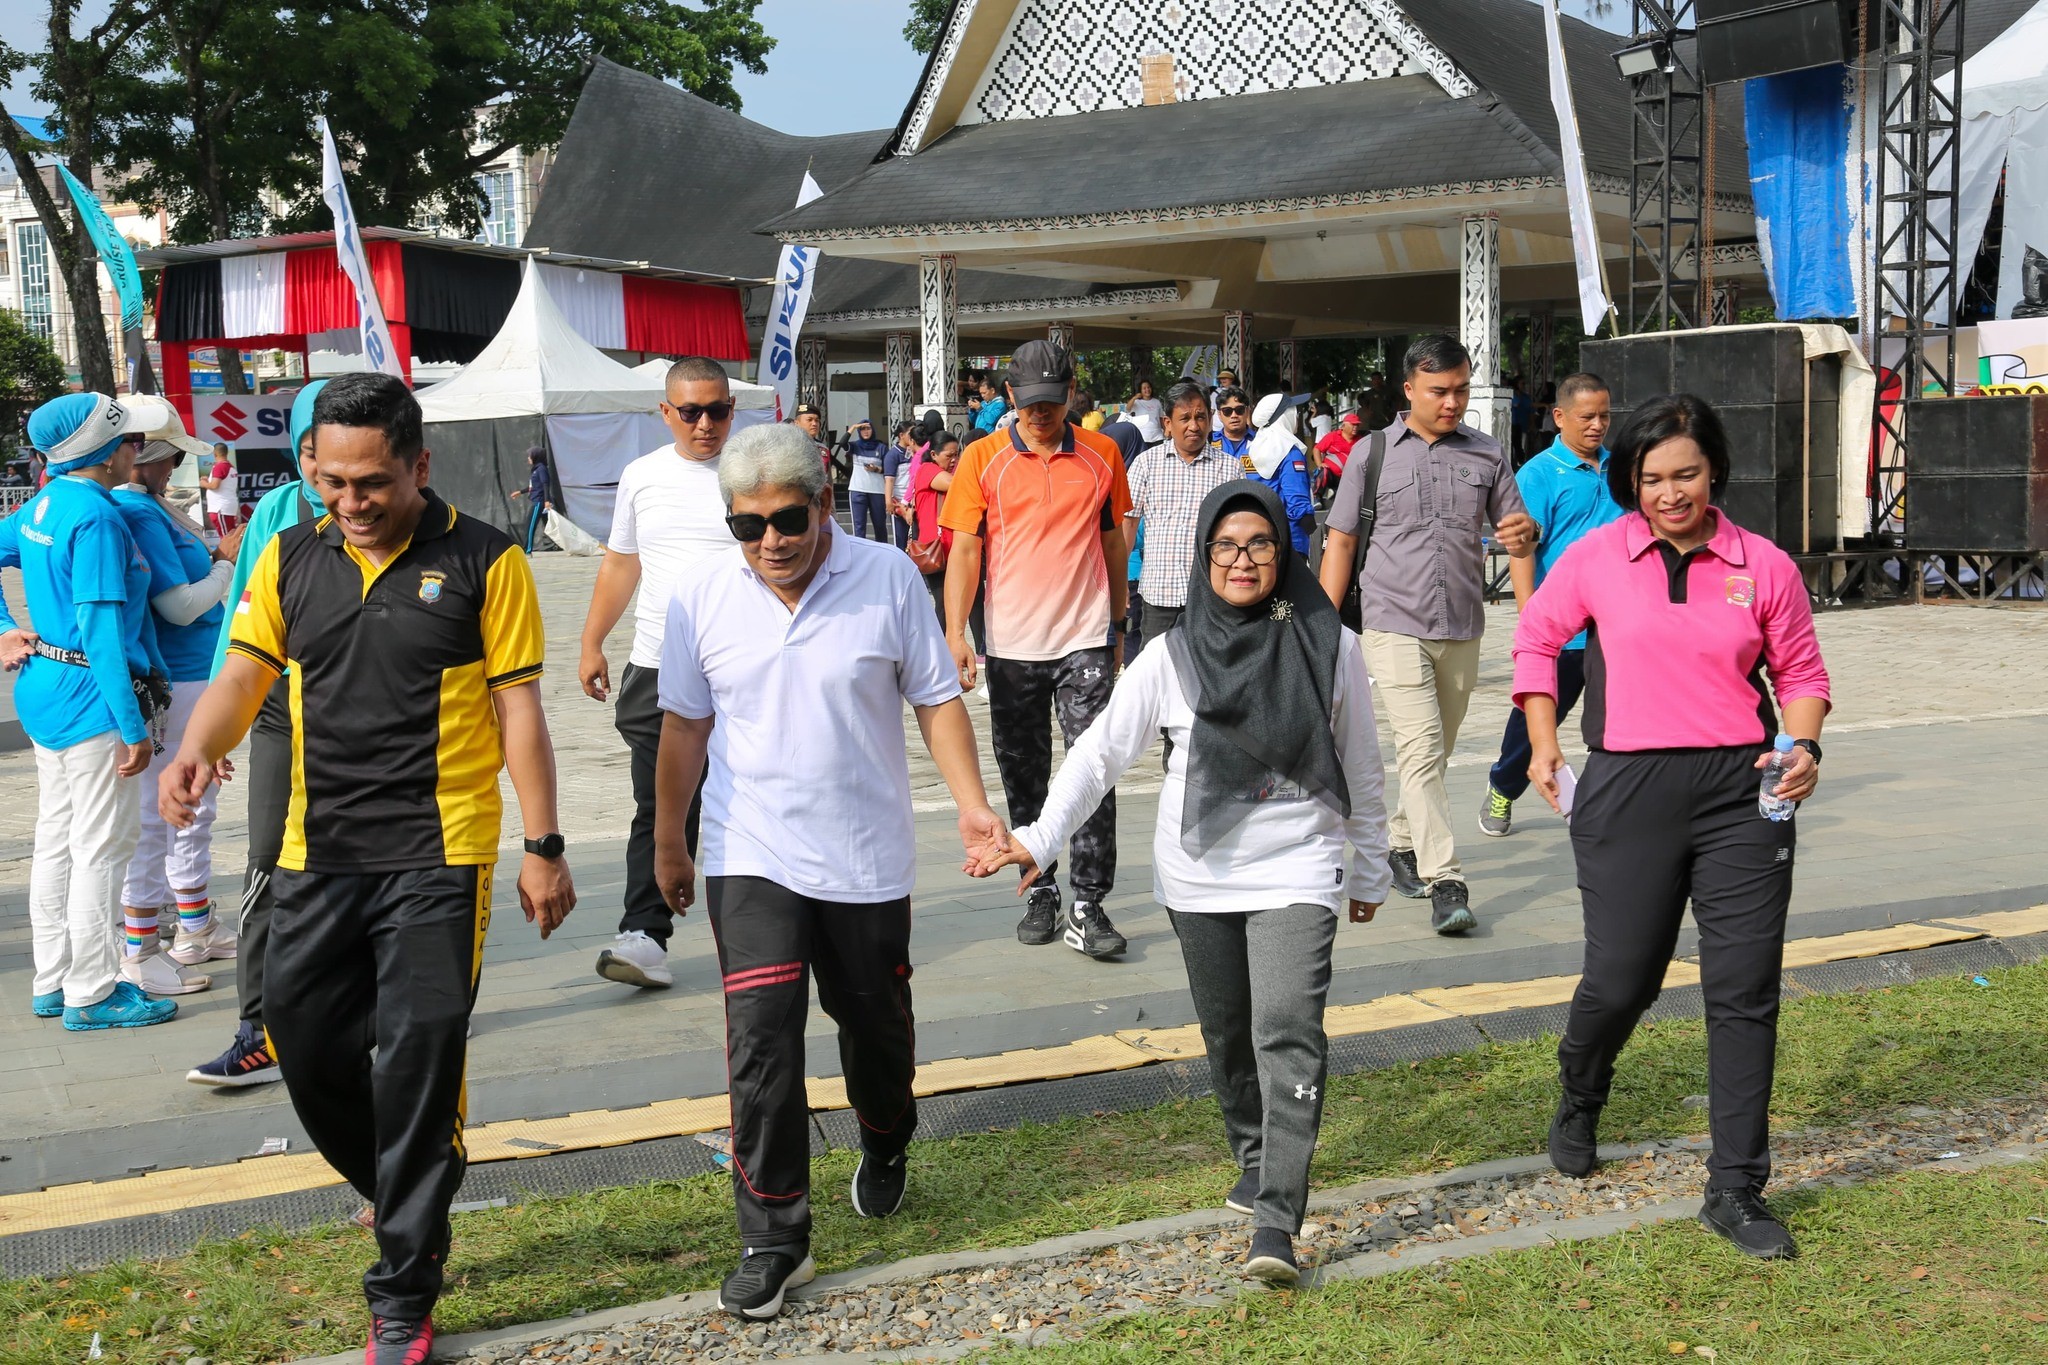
1627, 1, 1704, 333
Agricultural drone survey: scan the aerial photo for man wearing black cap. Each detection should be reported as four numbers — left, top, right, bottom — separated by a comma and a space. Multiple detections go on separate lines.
792, 403, 831, 477
939, 341, 1133, 960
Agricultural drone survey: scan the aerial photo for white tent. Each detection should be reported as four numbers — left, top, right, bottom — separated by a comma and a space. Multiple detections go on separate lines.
420, 262, 671, 538
1958, 0, 2048, 319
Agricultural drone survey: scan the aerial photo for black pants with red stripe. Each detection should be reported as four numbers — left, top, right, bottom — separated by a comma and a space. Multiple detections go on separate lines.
705, 875, 917, 1255
267, 864, 489, 1320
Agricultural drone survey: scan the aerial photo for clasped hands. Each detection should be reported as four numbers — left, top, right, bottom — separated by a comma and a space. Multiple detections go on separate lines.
960, 805, 1037, 887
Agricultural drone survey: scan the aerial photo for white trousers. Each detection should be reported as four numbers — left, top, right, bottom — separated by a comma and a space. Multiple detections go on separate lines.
121, 680, 216, 909
30, 732, 141, 1007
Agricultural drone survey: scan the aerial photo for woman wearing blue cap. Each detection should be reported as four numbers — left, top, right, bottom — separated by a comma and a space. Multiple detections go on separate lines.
0, 392, 178, 1029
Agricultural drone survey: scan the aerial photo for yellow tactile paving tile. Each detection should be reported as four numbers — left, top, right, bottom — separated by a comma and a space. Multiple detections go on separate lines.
0, 915, 2027, 1238
1777, 923, 1980, 969
1942, 904, 2048, 938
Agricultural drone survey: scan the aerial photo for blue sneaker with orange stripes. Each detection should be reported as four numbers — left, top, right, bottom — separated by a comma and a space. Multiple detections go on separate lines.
187, 1019, 281, 1087
366, 1314, 432, 1365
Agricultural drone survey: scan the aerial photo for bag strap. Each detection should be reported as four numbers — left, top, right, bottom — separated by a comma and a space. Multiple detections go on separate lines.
1354, 429, 1387, 569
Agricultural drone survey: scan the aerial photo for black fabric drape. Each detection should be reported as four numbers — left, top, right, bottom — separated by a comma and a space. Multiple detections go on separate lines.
408, 327, 489, 365
422, 417, 545, 537
156, 261, 224, 343
402, 245, 520, 340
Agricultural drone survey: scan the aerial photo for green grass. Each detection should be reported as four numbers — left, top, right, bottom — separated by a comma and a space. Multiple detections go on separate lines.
1026, 1159, 2048, 1363
6, 961, 2047, 1364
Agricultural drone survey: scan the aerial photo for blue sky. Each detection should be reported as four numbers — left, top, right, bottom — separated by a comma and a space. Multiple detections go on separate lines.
2, 1, 1626, 137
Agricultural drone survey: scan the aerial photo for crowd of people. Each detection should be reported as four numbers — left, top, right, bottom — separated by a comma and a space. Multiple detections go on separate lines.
0, 330, 1831, 1357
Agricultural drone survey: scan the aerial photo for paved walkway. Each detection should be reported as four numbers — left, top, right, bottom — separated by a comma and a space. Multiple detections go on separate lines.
3, 555, 2046, 1192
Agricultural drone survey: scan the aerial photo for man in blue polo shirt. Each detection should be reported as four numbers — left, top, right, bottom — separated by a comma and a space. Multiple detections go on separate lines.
1478, 372, 1616, 837
1, 392, 178, 1030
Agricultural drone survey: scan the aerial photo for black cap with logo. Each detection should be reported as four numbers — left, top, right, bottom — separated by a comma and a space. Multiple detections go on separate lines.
1006, 340, 1074, 408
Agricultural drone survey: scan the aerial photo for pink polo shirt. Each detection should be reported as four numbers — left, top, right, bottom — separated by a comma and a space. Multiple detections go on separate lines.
1512, 512, 1830, 751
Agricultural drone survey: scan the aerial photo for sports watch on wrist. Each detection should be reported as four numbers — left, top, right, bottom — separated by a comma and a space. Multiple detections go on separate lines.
1791, 738, 1822, 765
524, 833, 566, 859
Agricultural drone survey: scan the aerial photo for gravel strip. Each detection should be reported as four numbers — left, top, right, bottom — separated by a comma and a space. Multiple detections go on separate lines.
453, 1091, 2048, 1364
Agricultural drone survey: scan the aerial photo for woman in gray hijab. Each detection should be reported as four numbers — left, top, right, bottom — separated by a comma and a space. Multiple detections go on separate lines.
974, 481, 1389, 1285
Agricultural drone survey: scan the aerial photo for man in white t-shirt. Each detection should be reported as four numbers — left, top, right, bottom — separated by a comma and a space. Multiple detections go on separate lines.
578, 356, 737, 990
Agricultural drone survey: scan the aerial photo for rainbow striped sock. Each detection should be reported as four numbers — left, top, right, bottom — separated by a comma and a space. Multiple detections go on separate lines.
176, 897, 214, 936
124, 910, 158, 957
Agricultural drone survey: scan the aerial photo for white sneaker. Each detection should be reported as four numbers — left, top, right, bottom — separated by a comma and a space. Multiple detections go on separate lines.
596, 930, 673, 989
122, 949, 212, 996
167, 917, 239, 965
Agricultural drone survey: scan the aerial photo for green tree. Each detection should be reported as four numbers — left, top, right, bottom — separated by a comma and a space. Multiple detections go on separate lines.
0, 306, 71, 438
904, 0, 951, 54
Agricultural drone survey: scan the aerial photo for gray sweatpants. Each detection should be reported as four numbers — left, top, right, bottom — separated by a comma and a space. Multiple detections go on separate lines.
1168, 903, 1335, 1234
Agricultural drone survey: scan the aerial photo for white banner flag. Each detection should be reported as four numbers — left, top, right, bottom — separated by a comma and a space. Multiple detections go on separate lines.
1543, 0, 1614, 336
319, 117, 405, 379
1179, 344, 1222, 386
760, 173, 826, 421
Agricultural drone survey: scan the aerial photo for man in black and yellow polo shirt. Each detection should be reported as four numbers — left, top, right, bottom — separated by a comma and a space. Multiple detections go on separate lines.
160, 372, 576, 1365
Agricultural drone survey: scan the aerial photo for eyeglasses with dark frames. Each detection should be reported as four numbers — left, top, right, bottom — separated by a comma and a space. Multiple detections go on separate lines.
1207, 536, 1279, 567
1218, 404, 1250, 417
725, 504, 813, 542
666, 400, 736, 424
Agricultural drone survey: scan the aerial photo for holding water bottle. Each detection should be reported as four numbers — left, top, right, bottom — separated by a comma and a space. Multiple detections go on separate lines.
1758, 734, 1799, 821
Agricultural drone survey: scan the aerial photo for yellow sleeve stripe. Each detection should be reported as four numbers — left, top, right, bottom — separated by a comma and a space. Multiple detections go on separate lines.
486, 663, 544, 692
227, 641, 285, 676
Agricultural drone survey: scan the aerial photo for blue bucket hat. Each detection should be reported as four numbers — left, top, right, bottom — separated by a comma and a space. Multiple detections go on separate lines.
28, 392, 166, 475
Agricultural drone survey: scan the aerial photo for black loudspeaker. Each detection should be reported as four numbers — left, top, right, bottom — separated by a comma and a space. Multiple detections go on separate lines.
1898, 396, 2048, 551
1697, 0, 1871, 85
1582, 326, 1841, 553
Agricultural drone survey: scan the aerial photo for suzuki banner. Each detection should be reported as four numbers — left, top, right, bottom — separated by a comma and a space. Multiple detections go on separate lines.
193, 395, 297, 516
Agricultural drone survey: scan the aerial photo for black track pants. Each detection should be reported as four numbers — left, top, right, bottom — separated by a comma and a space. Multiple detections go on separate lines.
615, 663, 701, 946
985, 647, 1118, 902
1560, 746, 1795, 1192
266, 864, 490, 1319
236, 679, 294, 1028
706, 875, 917, 1255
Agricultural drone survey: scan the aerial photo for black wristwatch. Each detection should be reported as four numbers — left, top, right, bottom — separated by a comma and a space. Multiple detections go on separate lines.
524, 833, 566, 859
1792, 738, 1822, 765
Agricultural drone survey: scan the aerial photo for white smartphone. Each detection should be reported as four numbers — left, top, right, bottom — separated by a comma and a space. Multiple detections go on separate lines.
1555, 764, 1578, 820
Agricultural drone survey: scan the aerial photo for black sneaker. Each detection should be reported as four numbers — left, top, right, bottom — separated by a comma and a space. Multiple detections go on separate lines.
1389, 848, 1426, 899
1548, 1095, 1602, 1177
1429, 880, 1477, 935
850, 1147, 907, 1218
1016, 884, 1060, 945
1225, 1166, 1260, 1215
717, 1249, 817, 1318
186, 1019, 281, 1088
1244, 1226, 1299, 1286
1064, 900, 1127, 959
1699, 1186, 1799, 1260
365, 1315, 433, 1365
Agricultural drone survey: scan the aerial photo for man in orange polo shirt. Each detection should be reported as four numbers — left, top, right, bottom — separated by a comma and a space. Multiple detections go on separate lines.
941, 341, 1132, 960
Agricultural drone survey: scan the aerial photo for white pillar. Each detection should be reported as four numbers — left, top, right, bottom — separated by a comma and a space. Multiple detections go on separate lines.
919, 253, 961, 423
1460, 213, 1511, 444
796, 337, 828, 414
885, 332, 915, 427
1221, 310, 1251, 389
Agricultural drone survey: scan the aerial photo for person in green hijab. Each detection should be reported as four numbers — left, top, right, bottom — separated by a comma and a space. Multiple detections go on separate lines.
187, 379, 328, 1088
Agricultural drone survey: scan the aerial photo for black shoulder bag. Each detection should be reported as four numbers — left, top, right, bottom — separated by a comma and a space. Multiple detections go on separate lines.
1334, 429, 1385, 633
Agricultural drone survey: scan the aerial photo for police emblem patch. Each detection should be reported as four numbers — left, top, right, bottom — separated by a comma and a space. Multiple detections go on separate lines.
1724, 575, 1757, 607
419, 571, 445, 604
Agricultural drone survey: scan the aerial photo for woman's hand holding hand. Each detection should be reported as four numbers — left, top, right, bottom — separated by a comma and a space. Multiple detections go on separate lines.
1529, 739, 1568, 814
1757, 744, 1819, 804
968, 841, 1042, 890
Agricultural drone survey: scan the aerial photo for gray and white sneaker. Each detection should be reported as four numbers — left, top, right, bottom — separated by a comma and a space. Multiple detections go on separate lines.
1016, 884, 1061, 945
1479, 785, 1514, 837
596, 930, 673, 989
1064, 900, 1127, 959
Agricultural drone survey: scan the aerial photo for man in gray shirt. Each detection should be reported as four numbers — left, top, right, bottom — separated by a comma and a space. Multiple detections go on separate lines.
1318, 335, 1537, 935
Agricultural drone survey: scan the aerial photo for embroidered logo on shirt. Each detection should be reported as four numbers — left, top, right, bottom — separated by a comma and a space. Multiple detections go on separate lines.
418, 571, 445, 604
1724, 575, 1757, 607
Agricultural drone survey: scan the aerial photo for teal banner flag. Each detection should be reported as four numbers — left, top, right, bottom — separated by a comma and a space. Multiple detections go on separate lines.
58, 164, 144, 333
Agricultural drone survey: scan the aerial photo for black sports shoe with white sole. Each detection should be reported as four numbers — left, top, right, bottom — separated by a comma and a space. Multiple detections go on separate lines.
850, 1148, 907, 1218
1016, 884, 1060, 945
1388, 848, 1426, 899
1064, 900, 1126, 959
1244, 1227, 1299, 1286
717, 1250, 817, 1318
1225, 1166, 1260, 1215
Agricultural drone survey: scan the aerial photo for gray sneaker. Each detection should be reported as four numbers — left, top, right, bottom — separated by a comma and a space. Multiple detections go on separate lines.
1389, 848, 1426, 899
1430, 880, 1477, 935
1479, 785, 1514, 837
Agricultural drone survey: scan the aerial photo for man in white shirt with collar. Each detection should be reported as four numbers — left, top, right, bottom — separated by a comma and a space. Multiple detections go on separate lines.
578, 356, 736, 990
651, 423, 1008, 1320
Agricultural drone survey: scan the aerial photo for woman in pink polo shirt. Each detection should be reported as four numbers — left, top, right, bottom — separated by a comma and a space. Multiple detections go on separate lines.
1512, 393, 1830, 1263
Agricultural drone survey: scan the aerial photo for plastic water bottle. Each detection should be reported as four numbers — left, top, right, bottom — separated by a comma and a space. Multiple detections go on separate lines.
1758, 734, 1798, 822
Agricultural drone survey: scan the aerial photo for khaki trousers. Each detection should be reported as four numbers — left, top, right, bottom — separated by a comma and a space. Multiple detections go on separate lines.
1362, 631, 1483, 886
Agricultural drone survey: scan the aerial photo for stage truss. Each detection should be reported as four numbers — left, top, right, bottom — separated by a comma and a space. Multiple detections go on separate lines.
1627, 1, 1704, 333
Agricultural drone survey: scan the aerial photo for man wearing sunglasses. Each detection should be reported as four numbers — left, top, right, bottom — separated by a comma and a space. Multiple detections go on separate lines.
650, 422, 1009, 1319
579, 356, 738, 992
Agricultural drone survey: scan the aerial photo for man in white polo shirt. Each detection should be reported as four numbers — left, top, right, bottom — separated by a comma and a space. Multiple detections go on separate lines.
578, 356, 735, 990
651, 422, 1009, 1321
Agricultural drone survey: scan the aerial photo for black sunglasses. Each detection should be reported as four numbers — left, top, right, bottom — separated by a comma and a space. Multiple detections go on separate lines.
725, 504, 812, 542
1218, 404, 1250, 416
666, 400, 735, 424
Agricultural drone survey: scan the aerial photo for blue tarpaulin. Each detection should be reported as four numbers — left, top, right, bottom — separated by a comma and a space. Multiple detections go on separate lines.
1746, 64, 1854, 319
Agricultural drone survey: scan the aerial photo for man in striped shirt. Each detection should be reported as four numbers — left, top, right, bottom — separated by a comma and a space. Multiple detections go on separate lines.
1125, 380, 1244, 642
